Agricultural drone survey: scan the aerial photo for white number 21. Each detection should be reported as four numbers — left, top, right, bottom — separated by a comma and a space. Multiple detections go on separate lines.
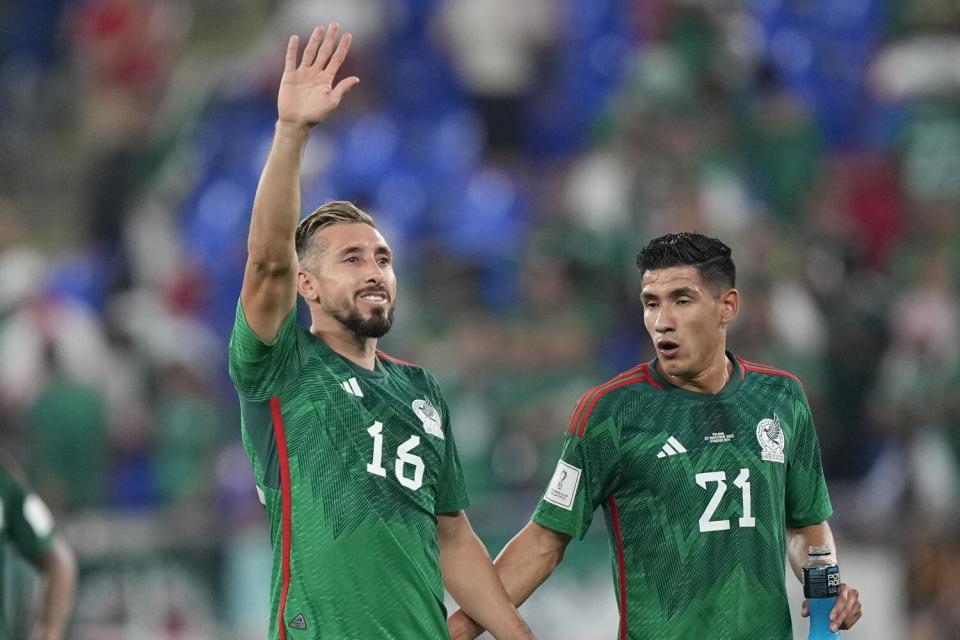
367, 421, 425, 490
695, 468, 756, 533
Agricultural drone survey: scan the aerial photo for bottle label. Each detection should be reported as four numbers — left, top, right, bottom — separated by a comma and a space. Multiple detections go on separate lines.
803, 564, 840, 599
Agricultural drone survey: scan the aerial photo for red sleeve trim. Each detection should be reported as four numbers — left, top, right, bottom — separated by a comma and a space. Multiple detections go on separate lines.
569, 372, 650, 438
565, 365, 643, 435
376, 350, 417, 367
739, 358, 802, 385
269, 396, 293, 640
608, 495, 628, 640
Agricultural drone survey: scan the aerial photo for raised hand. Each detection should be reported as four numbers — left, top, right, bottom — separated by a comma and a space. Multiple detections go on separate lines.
277, 23, 359, 129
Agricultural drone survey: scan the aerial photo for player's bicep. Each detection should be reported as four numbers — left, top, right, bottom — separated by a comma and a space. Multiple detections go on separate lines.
240, 256, 298, 344
785, 396, 833, 527
533, 422, 621, 540
228, 301, 300, 400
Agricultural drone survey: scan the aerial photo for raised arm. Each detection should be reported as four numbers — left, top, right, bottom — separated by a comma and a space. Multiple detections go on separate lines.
241, 23, 359, 341
787, 521, 862, 633
447, 520, 570, 640
30, 536, 76, 640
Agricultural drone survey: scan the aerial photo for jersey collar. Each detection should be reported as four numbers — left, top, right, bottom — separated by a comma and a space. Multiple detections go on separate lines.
646, 351, 744, 401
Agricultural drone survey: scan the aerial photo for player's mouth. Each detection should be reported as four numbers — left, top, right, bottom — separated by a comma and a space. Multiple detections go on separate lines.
657, 339, 680, 359
356, 288, 390, 305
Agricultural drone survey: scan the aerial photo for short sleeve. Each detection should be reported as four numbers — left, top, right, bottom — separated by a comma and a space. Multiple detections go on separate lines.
2, 469, 54, 562
784, 389, 833, 528
228, 301, 301, 400
433, 392, 470, 514
532, 397, 622, 540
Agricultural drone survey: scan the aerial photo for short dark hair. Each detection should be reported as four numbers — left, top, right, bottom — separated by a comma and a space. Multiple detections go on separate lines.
636, 232, 735, 293
295, 200, 376, 263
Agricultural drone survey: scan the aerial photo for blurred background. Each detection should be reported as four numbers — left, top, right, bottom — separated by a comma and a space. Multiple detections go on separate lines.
0, 0, 958, 638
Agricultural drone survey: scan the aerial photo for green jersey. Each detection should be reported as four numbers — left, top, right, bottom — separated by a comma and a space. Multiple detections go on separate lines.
228, 303, 470, 640
0, 462, 55, 636
533, 354, 832, 640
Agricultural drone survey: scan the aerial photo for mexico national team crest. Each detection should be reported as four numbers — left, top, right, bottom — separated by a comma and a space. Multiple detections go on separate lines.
412, 398, 444, 439
756, 414, 785, 463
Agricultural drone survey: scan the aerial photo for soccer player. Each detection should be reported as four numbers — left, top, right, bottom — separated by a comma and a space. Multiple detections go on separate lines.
447, 233, 863, 639
228, 23, 534, 639
0, 457, 76, 640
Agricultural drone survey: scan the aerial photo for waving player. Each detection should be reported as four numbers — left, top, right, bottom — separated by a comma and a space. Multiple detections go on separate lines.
228, 23, 533, 640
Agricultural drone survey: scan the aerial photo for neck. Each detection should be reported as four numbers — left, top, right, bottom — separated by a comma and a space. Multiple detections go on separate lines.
311, 325, 378, 370
659, 348, 732, 395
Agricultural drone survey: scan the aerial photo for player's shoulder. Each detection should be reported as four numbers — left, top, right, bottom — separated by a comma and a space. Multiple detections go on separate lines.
736, 356, 805, 394
376, 350, 439, 388
565, 362, 662, 438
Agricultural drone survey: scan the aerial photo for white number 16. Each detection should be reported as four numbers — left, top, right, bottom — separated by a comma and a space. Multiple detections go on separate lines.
367, 421, 425, 490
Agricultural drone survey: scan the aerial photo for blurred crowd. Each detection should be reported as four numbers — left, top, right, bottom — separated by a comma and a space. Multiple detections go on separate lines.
1, 0, 959, 637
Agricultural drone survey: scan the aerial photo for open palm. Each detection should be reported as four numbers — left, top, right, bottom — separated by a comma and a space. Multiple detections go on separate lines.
278, 23, 359, 127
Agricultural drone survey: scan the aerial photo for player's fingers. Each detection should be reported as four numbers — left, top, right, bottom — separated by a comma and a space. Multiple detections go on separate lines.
301, 25, 325, 67
839, 606, 863, 630
830, 587, 860, 632
284, 35, 299, 73
331, 76, 360, 104
800, 600, 809, 618
324, 32, 352, 77
313, 22, 340, 70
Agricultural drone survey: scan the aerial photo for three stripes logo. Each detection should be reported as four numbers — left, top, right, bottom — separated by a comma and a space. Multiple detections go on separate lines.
656, 435, 688, 459
340, 377, 363, 397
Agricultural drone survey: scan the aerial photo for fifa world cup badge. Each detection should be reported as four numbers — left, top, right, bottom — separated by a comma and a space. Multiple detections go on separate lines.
756, 414, 785, 463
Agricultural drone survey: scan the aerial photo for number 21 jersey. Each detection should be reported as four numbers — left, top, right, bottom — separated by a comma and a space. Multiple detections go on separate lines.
533, 355, 832, 640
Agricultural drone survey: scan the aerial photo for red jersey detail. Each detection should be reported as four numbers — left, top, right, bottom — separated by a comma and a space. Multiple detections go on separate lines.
270, 397, 293, 640
565, 365, 645, 435
575, 375, 649, 438
608, 495, 628, 640
376, 350, 417, 367
739, 358, 802, 384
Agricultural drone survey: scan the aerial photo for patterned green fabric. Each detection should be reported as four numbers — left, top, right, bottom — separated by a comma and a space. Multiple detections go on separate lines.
0, 463, 55, 637
229, 302, 469, 639
533, 354, 832, 640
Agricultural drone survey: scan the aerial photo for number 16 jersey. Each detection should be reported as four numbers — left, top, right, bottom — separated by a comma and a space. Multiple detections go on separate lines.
229, 303, 469, 640
533, 354, 832, 640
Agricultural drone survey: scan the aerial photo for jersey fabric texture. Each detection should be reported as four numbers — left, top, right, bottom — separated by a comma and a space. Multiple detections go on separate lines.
0, 463, 55, 637
228, 303, 470, 640
533, 354, 832, 640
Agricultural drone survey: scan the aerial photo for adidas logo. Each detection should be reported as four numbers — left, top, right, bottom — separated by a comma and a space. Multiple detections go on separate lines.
656, 436, 688, 458
340, 377, 363, 397
289, 613, 307, 630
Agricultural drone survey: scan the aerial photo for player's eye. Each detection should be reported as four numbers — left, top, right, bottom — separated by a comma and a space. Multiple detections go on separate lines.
377, 256, 391, 266
644, 301, 659, 310
345, 256, 359, 263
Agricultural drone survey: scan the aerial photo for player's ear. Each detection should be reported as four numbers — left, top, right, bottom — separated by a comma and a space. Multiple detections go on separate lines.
297, 267, 320, 302
719, 288, 739, 325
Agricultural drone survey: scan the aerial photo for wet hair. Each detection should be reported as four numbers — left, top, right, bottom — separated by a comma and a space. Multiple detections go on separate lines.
636, 232, 736, 294
295, 200, 376, 264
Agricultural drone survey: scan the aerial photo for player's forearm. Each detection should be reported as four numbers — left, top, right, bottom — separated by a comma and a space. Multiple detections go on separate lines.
786, 521, 836, 582
447, 522, 567, 639
246, 121, 310, 271
440, 525, 534, 639
32, 538, 76, 640
492, 521, 568, 607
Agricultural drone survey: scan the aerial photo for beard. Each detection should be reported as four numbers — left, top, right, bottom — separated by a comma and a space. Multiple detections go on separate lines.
333, 303, 395, 338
